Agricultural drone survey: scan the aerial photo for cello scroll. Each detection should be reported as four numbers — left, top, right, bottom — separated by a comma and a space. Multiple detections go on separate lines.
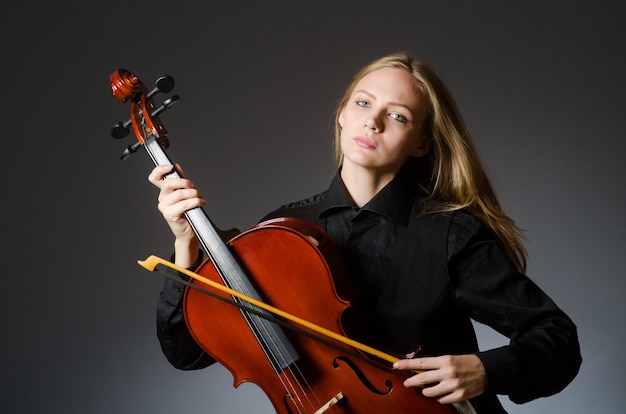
110, 69, 178, 159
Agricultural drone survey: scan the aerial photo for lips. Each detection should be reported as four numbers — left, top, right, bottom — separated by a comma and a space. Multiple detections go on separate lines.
353, 135, 377, 150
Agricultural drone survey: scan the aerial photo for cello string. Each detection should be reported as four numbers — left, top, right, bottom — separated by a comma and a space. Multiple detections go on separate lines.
214, 262, 319, 413
195, 224, 323, 412
235, 296, 315, 413
192, 227, 316, 412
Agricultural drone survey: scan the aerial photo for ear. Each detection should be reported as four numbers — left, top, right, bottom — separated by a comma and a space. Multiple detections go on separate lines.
338, 108, 345, 127
411, 134, 430, 157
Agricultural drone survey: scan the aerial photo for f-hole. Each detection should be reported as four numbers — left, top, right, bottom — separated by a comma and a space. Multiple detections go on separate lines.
333, 356, 393, 395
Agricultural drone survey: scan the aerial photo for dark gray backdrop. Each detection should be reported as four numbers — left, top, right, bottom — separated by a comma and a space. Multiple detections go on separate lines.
2, 1, 623, 413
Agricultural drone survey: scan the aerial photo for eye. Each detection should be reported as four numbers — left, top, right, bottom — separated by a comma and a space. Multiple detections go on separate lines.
389, 112, 408, 123
355, 100, 370, 108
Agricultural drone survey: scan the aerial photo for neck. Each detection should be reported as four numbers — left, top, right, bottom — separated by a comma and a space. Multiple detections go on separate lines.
340, 163, 399, 207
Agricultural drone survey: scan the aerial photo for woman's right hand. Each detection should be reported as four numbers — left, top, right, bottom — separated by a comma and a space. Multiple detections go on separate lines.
148, 164, 206, 267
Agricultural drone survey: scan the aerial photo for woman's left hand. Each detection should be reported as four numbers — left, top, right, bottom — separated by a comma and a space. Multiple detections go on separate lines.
393, 354, 486, 404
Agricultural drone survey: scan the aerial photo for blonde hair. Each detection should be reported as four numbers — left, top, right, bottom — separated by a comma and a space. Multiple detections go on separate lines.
334, 52, 527, 272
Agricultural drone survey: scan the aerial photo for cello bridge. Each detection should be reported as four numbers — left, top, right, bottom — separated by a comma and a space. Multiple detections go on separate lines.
314, 392, 344, 413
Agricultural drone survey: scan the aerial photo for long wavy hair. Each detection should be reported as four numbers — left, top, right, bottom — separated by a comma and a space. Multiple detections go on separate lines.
334, 52, 527, 272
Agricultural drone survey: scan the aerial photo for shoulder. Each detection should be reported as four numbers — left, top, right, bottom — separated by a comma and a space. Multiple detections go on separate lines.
448, 209, 485, 236
417, 207, 493, 257
416, 202, 483, 233
441, 209, 503, 263
260, 191, 327, 224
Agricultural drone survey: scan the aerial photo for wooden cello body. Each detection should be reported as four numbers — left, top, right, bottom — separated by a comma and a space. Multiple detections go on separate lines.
109, 68, 474, 414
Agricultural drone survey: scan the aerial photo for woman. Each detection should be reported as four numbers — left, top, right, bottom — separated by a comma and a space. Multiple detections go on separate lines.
150, 52, 581, 413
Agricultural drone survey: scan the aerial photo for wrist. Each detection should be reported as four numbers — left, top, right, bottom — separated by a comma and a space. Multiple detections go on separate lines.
174, 235, 200, 268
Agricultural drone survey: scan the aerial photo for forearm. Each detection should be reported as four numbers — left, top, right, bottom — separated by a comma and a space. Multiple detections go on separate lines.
156, 255, 215, 370
173, 233, 200, 268
480, 315, 581, 403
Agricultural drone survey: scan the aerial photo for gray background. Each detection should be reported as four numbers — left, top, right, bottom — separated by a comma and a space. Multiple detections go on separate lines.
2, 1, 623, 413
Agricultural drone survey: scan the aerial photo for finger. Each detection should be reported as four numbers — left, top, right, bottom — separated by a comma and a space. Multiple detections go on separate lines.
394, 356, 441, 372
402, 368, 444, 389
419, 378, 456, 398
422, 380, 474, 405
159, 177, 197, 195
159, 196, 206, 220
159, 187, 203, 206
174, 163, 186, 178
148, 164, 176, 186
433, 389, 466, 405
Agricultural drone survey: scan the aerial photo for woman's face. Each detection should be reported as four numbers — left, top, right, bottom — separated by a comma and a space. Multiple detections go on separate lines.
338, 67, 428, 176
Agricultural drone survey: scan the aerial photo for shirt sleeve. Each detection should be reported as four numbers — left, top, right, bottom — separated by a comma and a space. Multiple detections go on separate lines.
448, 213, 581, 404
156, 253, 216, 370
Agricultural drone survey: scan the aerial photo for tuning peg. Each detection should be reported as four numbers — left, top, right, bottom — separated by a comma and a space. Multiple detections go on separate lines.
111, 120, 131, 139
147, 75, 175, 98
150, 95, 180, 118
120, 142, 142, 160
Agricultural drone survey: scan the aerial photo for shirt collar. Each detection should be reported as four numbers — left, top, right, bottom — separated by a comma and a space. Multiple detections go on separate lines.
318, 166, 421, 226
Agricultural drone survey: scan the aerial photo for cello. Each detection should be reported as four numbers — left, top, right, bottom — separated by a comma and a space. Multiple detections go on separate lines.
109, 69, 476, 414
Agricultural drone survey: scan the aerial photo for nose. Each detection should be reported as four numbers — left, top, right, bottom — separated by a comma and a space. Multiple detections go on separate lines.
364, 111, 384, 131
